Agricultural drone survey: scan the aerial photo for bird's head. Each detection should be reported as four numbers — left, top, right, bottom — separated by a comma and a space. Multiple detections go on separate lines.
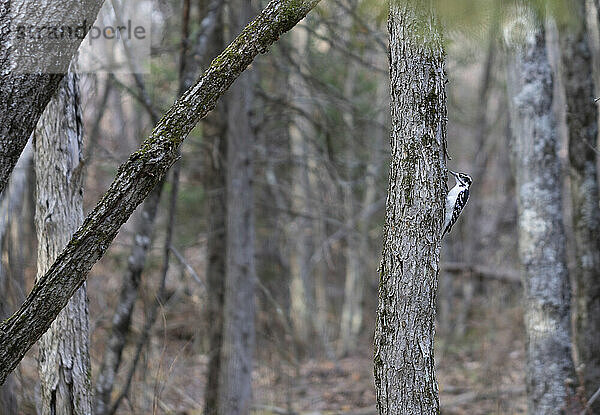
450, 170, 472, 187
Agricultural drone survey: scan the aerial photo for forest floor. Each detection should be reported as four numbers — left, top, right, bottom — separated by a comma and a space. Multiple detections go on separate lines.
15, 335, 527, 415
252, 347, 526, 415
13, 247, 527, 414
99, 278, 527, 415
249, 328, 527, 415
107, 324, 526, 415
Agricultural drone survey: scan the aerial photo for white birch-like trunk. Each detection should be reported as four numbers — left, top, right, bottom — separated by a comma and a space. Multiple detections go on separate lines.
504, 9, 581, 413
34, 69, 92, 415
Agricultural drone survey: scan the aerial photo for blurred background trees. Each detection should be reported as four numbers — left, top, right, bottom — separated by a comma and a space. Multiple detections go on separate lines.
0, 0, 599, 413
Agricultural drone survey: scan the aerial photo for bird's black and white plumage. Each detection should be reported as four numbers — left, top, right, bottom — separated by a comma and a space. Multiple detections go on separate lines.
442, 171, 472, 237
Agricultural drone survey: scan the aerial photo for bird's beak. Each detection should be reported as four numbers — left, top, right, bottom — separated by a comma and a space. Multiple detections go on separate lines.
449, 170, 462, 184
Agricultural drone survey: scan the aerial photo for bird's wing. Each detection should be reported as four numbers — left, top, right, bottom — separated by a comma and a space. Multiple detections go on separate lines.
443, 188, 469, 236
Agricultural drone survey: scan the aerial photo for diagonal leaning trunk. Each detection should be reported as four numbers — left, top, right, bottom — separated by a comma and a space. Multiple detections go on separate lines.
374, 1, 447, 413
34, 69, 92, 415
504, 9, 581, 414
0, 0, 321, 387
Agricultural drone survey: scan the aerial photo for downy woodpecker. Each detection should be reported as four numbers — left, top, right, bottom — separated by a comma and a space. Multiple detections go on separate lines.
442, 170, 472, 237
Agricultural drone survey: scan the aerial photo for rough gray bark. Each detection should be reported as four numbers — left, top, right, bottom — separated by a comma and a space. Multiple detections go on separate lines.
505, 15, 581, 414
34, 69, 92, 415
0, 0, 321, 386
288, 24, 316, 346
217, 2, 257, 414
0, 0, 104, 196
558, 2, 600, 408
373, 1, 447, 414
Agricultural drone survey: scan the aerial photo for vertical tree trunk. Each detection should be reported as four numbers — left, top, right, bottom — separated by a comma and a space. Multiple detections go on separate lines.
288, 24, 317, 347
34, 69, 92, 415
203, 103, 227, 415
217, 1, 257, 414
558, 2, 600, 408
203, 3, 227, 414
374, 1, 447, 414
504, 12, 580, 414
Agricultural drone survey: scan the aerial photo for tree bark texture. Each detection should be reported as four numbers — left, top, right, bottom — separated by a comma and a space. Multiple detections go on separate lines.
0, 0, 104, 196
505, 17, 580, 414
217, 2, 257, 414
373, 2, 447, 414
0, 0, 321, 386
558, 1, 600, 408
34, 70, 92, 415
